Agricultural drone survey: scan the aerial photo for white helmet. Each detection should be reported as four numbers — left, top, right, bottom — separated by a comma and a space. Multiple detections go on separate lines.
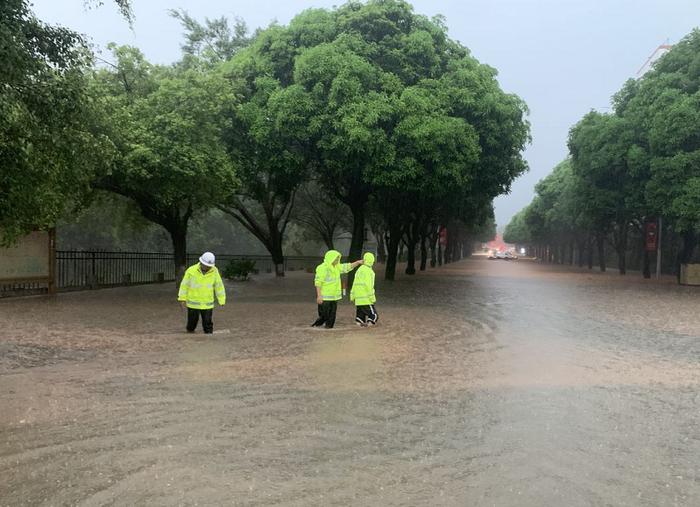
199, 251, 216, 267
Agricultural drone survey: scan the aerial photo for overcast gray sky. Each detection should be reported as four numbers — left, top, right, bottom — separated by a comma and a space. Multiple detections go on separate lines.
31, 0, 700, 228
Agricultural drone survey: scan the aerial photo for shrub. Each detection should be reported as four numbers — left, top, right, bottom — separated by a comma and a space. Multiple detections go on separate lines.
222, 259, 257, 281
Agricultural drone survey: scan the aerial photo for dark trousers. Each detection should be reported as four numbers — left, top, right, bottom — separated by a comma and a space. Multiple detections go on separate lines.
355, 305, 378, 326
187, 308, 213, 334
312, 301, 338, 328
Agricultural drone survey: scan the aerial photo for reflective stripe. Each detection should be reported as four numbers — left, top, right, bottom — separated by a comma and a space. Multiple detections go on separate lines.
178, 263, 226, 307
316, 263, 342, 299
351, 265, 376, 306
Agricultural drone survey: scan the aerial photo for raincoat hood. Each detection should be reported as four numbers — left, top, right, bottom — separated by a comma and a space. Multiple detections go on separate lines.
363, 252, 375, 267
323, 250, 342, 266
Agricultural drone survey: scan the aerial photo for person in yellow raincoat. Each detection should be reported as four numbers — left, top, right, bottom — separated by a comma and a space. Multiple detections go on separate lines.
350, 252, 378, 326
312, 250, 363, 329
178, 252, 226, 334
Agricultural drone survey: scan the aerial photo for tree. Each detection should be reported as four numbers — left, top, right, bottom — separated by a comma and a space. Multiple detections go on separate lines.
294, 30, 397, 267
375, 82, 481, 277
218, 48, 315, 276
93, 46, 237, 279
636, 31, 700, 269
215, 1, 528, 282
0, 0, 112, 245
300, 1, 528, 277
293, 182, 351, 250
569, 112, 639, 274
503, 209, 530, 246
84, 1, 133, 23
170, 9, 250, 67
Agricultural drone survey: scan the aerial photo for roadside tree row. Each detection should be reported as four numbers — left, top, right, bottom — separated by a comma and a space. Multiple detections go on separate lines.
2, 0, 530, 281
505, 29, 700, 278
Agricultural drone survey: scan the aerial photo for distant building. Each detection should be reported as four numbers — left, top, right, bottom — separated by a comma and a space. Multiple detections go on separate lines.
637, 43, 672, 77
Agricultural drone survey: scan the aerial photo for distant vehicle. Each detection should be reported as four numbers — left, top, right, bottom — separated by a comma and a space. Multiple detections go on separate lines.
489, 250, 517, 260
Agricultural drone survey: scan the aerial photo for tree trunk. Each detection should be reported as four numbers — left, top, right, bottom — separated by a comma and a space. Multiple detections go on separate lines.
405, 240, 416, 274
269, 230, 285, 277
322, 233, 335, 251
577, 240, 585, 267
569, 243, 575, 265
219, 199, 291, 277
617, 227, 628, 275
676, 230, 697, 282
384, 227, 401, 281
346, 196, 367, 289
405, 221, 418, 275
587, 237, 594, 269
376, 231, 386, 264
642, 247, 651, 279
429, 230, 437, 268
596, 234, 606, 272
420, 233, 428, 271
446, 225, 459, 263
348, 198, 366, 262
170, 225, 188, 287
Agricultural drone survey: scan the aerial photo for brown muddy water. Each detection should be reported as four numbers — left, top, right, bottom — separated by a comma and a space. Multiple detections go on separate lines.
0, 258, 698, 506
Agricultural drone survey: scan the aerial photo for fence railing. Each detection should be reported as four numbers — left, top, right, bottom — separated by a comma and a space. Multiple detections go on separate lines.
1, 251, 321, 297
57, 251, 177, 290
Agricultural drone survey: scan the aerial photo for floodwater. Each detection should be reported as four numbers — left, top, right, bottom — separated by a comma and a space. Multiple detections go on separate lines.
0, 257, 698, 506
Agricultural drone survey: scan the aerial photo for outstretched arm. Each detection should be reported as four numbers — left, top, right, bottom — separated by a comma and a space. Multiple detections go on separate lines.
340, 259, 364, 274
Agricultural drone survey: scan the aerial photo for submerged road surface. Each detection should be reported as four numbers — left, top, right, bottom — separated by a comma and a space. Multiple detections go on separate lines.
1, 258, 698, 506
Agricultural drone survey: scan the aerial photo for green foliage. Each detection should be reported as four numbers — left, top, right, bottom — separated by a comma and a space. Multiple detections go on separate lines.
222, 258, 257, 280
503, 209, 530, 245
92, 45, 238, 269
610, 29, 700, 233
508, 28, 700, 271
95, 45, 238, 213
170, 9, 250, 68
228, 0, 528, 273
0, 0, 112, 245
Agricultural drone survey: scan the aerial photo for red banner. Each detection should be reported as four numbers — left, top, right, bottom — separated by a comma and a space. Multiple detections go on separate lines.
645, 221, 658, 251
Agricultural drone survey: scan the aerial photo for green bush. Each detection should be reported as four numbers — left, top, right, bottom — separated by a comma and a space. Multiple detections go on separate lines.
222, 259, 257, 281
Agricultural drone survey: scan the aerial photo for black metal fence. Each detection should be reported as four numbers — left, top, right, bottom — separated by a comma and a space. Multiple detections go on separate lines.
0, 280, 48, 297
57, 251, 176, 290
1, 251, 321, 297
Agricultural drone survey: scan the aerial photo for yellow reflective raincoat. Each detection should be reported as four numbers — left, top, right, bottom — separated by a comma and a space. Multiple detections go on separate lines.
178, 263, 226, 310
350, 252, 376, 306
314, 250, 352, 301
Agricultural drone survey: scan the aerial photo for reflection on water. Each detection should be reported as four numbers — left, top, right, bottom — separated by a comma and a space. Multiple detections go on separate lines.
0, 258, 698, 506
307, 334, 382, 392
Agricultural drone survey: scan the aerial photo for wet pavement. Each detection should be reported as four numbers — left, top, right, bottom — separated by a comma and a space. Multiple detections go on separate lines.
0, 257, 698, 506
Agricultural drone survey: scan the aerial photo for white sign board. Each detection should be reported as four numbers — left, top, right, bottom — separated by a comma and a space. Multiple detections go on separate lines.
0, 231, 51, 281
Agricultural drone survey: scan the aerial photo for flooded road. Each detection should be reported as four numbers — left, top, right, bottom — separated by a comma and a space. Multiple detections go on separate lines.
1, 258, 699, 506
